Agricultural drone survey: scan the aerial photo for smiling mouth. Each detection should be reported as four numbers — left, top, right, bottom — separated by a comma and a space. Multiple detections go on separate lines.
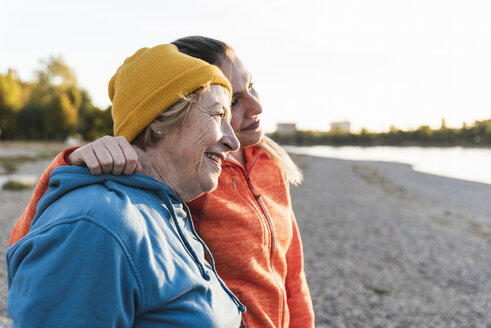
205, 152, 223, 166
242, 120, 260, 131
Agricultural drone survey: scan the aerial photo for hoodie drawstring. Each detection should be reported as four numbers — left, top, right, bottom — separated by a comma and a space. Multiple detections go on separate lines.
160, 195, 210, 280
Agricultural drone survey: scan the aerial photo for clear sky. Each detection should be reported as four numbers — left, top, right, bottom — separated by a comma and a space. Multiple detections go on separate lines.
1, 0, 490, 132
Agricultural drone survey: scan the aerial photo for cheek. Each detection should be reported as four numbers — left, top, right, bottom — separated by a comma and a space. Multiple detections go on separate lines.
230, 108, 244, 131
230, 117, 241, 132
193, 121, 222, 150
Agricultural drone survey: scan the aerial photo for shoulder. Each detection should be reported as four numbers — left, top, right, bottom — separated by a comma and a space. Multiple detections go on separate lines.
247, 143, 282, 172
253, 147, 288, 184
8, 178, 173, 292
29, 177, 170, 250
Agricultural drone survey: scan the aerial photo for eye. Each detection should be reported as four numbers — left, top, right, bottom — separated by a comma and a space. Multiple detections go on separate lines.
231, 96, 240, 108
248, 82, 254, 91
214, 111, 225, 119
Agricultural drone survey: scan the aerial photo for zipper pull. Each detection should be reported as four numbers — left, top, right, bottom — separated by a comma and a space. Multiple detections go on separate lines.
232, 178, 236, 189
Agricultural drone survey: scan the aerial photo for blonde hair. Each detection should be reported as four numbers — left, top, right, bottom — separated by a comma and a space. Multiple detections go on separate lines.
132, 84, 210, 149
172, 37, 303, 186
259, 136, 303, 186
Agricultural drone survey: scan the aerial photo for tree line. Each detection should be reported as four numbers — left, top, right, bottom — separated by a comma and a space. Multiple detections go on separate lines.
1, 57, 490, 146
0, 57, 112, 141
270, 119, 491, 147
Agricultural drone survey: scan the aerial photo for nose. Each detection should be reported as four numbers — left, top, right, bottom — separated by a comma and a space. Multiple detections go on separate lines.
221, 119, 240, 152
246, 94, 262, 117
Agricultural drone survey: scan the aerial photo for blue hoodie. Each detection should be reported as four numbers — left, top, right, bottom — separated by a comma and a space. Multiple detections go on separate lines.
7, 166, 245, 327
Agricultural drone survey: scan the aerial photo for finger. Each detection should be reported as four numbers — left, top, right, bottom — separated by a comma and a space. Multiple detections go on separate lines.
117, 139, 140, 175
68, 147, 104, 176
103, 138, 126, 176
92, 142, 114, 174
135, 162, 142, 173
83, 150, 104, 176
66, 148, 84, 166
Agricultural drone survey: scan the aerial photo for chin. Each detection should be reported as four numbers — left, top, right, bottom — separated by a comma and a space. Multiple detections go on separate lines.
186, 179, 218, 202
207, 183, 219, 193
239, 135, 262, 148
200, 177, 219, 194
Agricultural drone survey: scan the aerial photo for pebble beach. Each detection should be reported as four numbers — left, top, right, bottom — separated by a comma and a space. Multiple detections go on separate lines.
1, 144, 490, 327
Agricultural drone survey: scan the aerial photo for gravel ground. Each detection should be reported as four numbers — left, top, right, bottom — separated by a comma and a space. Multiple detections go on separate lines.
291, 155, 491, 328
1, 145, 490, 327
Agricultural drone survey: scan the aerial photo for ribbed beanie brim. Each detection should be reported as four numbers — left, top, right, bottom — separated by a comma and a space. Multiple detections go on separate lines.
108, 44, 232, 142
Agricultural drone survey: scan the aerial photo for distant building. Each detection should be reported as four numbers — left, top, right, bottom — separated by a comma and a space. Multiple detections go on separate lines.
276, 123, 296, 135
330, 121, 351, 133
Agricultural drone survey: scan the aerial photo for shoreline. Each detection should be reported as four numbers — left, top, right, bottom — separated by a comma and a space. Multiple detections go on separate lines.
1, 150, 490, 327
284, 145, 491, 186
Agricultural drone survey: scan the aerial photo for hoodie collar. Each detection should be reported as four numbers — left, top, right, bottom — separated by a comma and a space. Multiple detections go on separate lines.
223, 144, 263, 173
33, 166, 181, 225
48, 166, 179, 199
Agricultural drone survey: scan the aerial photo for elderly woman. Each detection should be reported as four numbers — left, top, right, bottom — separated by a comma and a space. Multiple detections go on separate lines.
6, 44, 244, 327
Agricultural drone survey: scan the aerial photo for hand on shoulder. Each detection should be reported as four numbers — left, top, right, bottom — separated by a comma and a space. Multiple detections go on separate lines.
67, 136, 142, 175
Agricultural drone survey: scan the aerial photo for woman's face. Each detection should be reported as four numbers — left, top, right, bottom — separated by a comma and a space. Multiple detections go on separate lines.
219, 55, 263, 148
155, 85, 239, 201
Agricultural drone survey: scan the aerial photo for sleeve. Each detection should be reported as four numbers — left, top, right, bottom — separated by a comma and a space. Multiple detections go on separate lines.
285, 211, 315, 328
7, 219, 142, 328
9, 147, 78, 246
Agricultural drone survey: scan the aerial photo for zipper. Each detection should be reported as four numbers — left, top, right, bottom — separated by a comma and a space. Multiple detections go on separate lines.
240, 316, 248, 328
245, 176, 276, 265
227, 153, 286, 326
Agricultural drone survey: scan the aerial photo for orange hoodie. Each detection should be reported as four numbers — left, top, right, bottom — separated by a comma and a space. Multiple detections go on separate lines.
10, 145, 315, 328
188, 145, 314, 327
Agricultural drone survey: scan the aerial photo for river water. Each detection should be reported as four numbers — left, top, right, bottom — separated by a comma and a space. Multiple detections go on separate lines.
284, 145, 491, 185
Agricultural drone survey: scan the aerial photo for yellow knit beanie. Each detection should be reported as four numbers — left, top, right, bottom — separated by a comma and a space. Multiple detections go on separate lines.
108, 44, 232, 142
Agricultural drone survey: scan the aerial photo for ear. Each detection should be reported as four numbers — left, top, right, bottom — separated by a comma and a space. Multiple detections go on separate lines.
149, 124, 163, 137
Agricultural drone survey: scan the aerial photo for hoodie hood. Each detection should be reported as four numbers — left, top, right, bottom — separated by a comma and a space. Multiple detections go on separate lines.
32, 166, 179, 227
